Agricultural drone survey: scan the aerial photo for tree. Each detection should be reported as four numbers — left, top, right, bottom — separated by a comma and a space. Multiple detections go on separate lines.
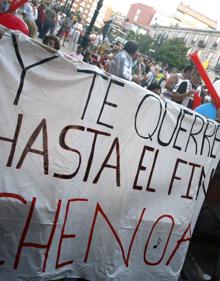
152, 38, 190, 70
127, 31, 153, 55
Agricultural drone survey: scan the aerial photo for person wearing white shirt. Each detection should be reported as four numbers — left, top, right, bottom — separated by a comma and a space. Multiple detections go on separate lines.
70, 20, 83, 51
109, 40, 139, 81
23, 1, 34, 21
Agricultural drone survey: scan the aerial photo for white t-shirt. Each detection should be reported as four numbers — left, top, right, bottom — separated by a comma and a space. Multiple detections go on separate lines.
109, 50, 133, 81
214, 79, 220, 97
23, 3, 34, 21
173, 79, 193, 108
75, 22, 83, 32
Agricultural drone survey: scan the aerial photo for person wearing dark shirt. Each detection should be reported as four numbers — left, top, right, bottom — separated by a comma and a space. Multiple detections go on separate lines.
171, 70, 201, 108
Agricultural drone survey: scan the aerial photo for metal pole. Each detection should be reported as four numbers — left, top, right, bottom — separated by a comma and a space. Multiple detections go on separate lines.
63, 0, 69, 13
81, 0, 104, 51
66, 0, 74, 16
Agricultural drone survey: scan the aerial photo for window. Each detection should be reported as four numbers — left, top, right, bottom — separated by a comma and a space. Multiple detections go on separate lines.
136, 9, 141, 15
212, 42, 218, 49
134, 15, 138, 22
191, 34, 198, 43
198, 39, 206, 48
212, 37, 220, 48
204, 35, 209, 44
207, 52, 213, 61
184, 34, 188, 42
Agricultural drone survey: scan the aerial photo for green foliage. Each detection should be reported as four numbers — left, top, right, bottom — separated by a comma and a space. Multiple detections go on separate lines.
126, 31, 189, 70
127, 30, 153, 55
152, 38, 190, 70
127, 30, 136, 40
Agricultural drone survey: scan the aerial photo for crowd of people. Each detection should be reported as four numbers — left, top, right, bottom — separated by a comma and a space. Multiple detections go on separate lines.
1, 0, 219, 117
1, 2, 220, 281
83, 40, 211, 113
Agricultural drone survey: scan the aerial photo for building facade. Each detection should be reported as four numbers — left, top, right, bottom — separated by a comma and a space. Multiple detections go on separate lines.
127, 3, 156, 30
150, 25, 220, 77
71, 0, 112, 28
171, 2, 217, 30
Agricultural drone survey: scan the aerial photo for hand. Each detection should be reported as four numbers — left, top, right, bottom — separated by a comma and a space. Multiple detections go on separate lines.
185, 89, 195, 97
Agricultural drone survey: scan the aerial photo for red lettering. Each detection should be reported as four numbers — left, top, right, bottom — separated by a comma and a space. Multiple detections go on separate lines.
144, 215, 174, 265
0, 114, 23, 167
0, 192, 27, 266
56, 198, 88, 269
0, 192, 27, 204
166, 223, 191, 265
16, 119, 49, 175
84, 203, 146, 267
14, 198, 62, 272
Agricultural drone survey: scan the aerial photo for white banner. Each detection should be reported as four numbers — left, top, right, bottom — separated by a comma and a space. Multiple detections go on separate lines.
0, 30, 220, 281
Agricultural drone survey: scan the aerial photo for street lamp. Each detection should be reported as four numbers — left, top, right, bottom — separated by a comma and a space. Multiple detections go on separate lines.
81, 0, 104, 51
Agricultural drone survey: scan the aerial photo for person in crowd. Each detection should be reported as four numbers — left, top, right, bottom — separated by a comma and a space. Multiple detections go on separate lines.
102, 19, 112, 41
171, 70, 201, 108
89, 31, 97, 47
93, 31, 103, 49
32, 0, 38, 21
21, 0, 38, 38
163, 64, 194, 100
155, 69, 166, 86
70, 45, 84, 61
39, 5, 56, 39
132, 52, 144, 76
109, 40, 139, 81
22, 0, 35, 21
146, 62, 160, 86
42, 35, 60, 50
70, 18, 83, 51
36, 3, 46, 36
147, 83, 161, 96
59, 15, 73, 46
68, 19, 77, 47
0, 0, 10, 12
25, 18, 38, 38
99, 52, 110, 72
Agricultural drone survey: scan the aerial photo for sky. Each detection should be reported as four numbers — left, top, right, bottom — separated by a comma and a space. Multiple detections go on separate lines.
105, 0, 220, 28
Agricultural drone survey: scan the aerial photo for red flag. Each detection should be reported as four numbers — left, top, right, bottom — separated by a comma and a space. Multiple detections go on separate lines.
192, 91, 201, 110
189, 51, 220, 108
8, 0, 28, 13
